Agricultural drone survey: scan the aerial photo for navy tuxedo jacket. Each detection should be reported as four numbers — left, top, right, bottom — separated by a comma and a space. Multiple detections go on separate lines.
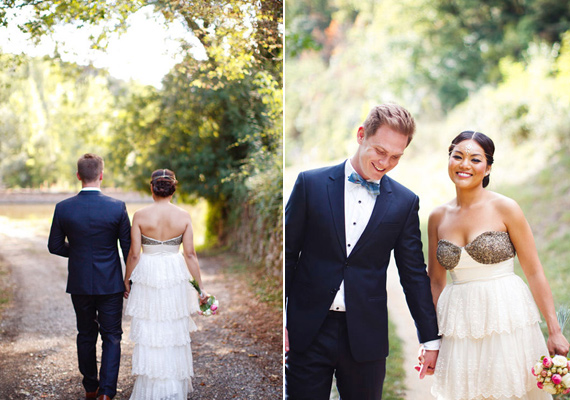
285, 162, 439, 362
48, 190, 131, 295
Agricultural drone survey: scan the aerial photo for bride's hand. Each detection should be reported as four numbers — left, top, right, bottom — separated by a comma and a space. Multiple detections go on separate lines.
124, 279, 131, 299
199, 290, 210, 305
415, 345, 425, 373
548, 331, 570, 356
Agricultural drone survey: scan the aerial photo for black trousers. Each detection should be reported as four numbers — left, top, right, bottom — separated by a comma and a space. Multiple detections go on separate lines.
71, 293, 123, 398
286, 311, 386, 400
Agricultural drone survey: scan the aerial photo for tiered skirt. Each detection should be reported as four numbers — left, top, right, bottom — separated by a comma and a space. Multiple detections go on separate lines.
431, 273, 552, 400
125, 252, 199, 400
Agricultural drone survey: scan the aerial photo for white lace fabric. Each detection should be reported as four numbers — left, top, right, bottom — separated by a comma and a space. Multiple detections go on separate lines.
125, 235, 200, 400
432, 249, 552, 400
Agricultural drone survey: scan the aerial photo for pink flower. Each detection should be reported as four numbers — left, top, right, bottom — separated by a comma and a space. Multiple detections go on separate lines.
552, 374, 562, 385
564, 388, 570, 394
541, 371, 548, 377
543, 357, 553, 368
532, 366, 536, 376
211, 304, 218, 312
537, 381, 544, 389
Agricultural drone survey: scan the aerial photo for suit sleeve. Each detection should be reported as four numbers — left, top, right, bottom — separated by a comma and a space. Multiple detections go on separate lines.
47, 205, 69, 258
117, 202, 131, 263
393, 195, 440, 343
285, 172, 307, 299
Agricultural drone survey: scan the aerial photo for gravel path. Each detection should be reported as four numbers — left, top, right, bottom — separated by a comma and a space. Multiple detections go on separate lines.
0, 217, 282, 399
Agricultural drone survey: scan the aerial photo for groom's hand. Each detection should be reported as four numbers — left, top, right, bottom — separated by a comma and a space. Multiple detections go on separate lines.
418, 349, 438, 379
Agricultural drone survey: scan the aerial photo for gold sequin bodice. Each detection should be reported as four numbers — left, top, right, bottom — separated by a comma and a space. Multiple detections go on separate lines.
437, 231, 516, 270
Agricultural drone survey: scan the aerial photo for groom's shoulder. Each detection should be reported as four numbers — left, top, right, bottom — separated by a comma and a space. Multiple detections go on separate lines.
99, 193, 126, 207
383, 175, 417, 199
298, 162, 344, 181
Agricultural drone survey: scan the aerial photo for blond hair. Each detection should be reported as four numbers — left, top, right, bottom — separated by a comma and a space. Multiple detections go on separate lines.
362, 104, 416, 144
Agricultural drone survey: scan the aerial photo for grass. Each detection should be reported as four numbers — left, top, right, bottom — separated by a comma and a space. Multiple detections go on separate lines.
329, 319, 406, 399
500, 150, 570, 309
0, 258, 13, 320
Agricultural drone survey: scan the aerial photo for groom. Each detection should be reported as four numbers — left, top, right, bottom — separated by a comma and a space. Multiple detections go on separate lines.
48, 153, 131, 400
285, 104, 440, 399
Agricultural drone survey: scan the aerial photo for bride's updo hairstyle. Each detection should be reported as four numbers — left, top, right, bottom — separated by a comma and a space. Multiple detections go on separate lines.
150, 169, 177, 197
448, 131, 495, 188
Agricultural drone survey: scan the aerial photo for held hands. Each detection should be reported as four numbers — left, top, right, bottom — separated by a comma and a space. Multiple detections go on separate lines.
548, 331, 570, 357
123, 279, 131, 299
415, 345, 439, 379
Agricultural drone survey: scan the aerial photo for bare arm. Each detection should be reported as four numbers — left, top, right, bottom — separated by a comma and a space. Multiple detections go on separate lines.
123, 213, 142, 299
182, 215, 207, 301
504, 199, 569, 356
427, 209, 447, 308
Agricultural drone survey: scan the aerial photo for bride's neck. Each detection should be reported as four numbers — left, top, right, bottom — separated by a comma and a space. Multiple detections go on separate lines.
152, 194, 172, 203
455, 186, 486, 208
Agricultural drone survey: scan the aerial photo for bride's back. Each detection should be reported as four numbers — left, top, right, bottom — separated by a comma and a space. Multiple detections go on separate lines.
135, 202, 190, 241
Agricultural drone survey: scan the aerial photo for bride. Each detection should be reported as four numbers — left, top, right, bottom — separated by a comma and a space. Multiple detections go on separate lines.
426, 131, 569, 399
124, 169, 208, 399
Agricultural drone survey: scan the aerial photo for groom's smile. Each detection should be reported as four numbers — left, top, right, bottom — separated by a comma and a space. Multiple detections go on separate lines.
352, 124, 408, 181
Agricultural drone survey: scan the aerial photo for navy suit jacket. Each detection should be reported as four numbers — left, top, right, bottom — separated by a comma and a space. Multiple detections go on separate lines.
48, 190, 131, 295
285, 162, 439, 362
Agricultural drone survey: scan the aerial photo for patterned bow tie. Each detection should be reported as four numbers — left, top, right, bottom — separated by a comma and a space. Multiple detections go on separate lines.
348, 172, 380, 196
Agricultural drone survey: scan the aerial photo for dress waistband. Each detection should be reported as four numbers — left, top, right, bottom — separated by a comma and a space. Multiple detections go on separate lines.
142, 245, 180, 255
450, 257, 515, 285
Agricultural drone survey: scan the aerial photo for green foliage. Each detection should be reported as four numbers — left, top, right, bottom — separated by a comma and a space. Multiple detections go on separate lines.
0, 54, 127, 188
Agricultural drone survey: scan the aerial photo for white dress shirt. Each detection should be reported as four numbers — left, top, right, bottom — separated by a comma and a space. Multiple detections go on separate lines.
329, 160, 378, 312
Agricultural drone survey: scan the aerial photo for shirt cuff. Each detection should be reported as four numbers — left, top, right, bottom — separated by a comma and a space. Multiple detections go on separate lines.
422, 339, 441, 351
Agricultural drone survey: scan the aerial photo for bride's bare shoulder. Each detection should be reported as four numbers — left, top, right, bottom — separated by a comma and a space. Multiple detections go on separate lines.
486, 191, 523, 217
429, 200, 455, 220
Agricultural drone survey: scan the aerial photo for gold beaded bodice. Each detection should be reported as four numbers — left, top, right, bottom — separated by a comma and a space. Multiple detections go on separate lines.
436, 231, 516, 270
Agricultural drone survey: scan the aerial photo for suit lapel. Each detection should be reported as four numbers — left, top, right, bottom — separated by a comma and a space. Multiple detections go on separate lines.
349, 176, 393, 257
327, 162, 347, 255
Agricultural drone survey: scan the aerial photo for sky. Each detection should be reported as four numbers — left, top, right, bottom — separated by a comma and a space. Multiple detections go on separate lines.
0, 6, 206, 88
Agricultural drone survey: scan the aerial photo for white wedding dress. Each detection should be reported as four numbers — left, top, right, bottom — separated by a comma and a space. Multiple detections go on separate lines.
432, 231, 551, 400
125, 234, 200, 400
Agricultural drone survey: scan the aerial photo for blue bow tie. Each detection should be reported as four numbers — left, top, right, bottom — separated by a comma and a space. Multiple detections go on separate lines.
348, 172, 380, 196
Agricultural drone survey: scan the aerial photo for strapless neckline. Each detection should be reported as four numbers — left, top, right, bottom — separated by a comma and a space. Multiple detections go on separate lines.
437, 231, 516, 270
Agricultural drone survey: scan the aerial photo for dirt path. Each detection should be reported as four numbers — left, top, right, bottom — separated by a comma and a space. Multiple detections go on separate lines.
386, 258, 436, 400
0, 218, 282, 399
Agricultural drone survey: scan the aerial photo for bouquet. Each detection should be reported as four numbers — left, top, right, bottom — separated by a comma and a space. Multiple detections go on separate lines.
532, 306, 570, 394
532, 355, 570, 394
190, 279, 219, 316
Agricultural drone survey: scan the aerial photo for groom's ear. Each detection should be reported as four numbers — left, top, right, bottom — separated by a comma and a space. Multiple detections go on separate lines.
357, 126, 365, 144
76, 172, 81, 181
